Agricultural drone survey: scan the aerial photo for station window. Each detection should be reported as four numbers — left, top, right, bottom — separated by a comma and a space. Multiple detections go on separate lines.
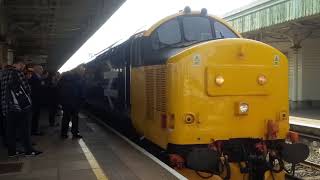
152, 18, 181, 49
182, 16, 213, 42
214, 21, 238, 39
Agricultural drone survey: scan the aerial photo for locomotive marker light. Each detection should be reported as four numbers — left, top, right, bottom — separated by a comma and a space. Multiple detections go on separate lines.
257, 74, 267, 85
215, 75, 224, 86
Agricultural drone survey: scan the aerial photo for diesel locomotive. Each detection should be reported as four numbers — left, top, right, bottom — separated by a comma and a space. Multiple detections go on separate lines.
84, 7, 309, 180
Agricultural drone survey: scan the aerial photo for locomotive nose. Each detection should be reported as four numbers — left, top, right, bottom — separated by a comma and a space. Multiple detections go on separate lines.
174, 38, 290, 140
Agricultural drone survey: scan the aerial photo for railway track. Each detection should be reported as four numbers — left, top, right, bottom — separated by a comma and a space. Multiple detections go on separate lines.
299, 133, 320, 168
285, 132, 320, 180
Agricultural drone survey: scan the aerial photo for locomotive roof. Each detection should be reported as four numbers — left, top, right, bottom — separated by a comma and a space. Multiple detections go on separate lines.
88, 11, 241, 63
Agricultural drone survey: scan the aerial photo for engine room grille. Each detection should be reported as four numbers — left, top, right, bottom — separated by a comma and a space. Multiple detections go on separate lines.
145, 65, 167, 119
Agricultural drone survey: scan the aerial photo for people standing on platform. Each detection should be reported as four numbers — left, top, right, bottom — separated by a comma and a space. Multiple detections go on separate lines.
0, 65, 12, 148
47, 72, 60, 127
0, 60, 42, 157
58, 64, 85, 139
29, 64, 45, 136
25, 69, 33, 80
25, 64, 34, 80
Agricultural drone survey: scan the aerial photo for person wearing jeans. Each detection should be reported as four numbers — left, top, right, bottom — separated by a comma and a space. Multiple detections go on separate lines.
0, 60, 42, 157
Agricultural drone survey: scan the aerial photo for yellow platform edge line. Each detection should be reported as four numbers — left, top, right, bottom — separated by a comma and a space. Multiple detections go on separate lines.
78, 139, 109, 180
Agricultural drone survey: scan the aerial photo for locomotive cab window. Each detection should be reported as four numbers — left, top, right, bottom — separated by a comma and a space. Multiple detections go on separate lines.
182, 16, 213, 41
214, 21, 238, 39
151, 18, 181, 49
151, 16, 239, 50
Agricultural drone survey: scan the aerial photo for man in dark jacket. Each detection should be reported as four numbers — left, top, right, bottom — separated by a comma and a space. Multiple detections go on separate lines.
46, 72, 60, 127
0, 60, 42, 157
29, 65, 44, 135
59, 64, 85, 139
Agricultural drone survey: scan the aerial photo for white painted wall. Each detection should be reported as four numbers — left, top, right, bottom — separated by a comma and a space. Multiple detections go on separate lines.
258, 36, 320, 104
269, 42, 294, 100
271, 38, 320, 101
301, 38, 320, 100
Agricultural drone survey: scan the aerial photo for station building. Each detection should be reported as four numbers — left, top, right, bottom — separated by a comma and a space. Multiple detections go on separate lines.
224, 0, 320, 111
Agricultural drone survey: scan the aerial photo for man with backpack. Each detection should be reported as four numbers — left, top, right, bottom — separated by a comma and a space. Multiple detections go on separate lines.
0, 59, 42, 157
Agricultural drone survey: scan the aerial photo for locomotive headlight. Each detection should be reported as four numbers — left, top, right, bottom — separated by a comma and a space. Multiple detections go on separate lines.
215, 75, 224, 86
239, 103, 249, 113
257, 75, 267, 85
235, 102, 249, 115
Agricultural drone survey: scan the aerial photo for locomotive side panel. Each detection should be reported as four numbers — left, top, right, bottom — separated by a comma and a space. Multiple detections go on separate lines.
131, 65, 169, 148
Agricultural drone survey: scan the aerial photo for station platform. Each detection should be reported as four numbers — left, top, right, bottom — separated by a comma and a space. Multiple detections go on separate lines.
290, 116, 320, 129
290, 109, 320, 137
291, 109, 320, 120
0, 113, 183, 180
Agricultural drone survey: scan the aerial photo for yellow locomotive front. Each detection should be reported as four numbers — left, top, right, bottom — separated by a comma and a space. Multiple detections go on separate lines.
130, 8, 309, 180
166, 39, 290, 179
167, 38, 288, 143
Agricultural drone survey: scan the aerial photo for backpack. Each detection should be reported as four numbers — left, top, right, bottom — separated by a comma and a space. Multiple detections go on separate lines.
9, 71, 32, 111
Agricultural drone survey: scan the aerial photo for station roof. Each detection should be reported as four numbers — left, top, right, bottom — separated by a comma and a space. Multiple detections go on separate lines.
224, 0, 320, 34
0, 0, 124, 70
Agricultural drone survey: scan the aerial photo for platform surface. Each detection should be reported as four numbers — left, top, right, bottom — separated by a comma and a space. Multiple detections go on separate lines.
291, 109, 320, 120
0, 113, 180, 180
290, 109, 320, 128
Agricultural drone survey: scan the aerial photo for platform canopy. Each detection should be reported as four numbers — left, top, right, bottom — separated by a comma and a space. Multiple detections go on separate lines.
0, 0, 124, 70
224, 0, 320, 34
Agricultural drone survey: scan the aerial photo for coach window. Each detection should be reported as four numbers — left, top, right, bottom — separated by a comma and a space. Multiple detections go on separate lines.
151, 18, 181, 49
214, 21, 238, 39
183, 16, 213, 42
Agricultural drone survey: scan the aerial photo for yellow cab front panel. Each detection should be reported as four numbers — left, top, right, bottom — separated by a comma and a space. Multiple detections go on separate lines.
166, 38, 289, 145
163, 38, 289, 180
